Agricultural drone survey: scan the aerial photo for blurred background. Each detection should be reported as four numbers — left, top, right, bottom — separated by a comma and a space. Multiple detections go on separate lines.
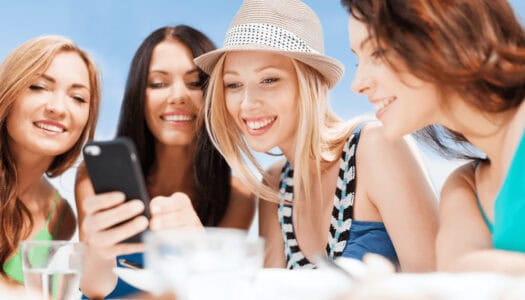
0, 0, 523, 211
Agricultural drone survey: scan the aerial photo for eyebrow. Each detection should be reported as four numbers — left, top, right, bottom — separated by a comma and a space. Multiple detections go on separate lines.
351, 35, 373, 54
149, 68, 200, 76
223, 65, 283, 76
40, 74, 89, 91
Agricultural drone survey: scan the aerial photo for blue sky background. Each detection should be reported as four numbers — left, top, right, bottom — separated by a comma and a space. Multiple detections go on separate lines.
0, 0, 523, 204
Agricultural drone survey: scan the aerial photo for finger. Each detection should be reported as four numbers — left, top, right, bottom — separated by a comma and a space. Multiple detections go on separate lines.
82, 192, 126, 215
150, 213, 203, 231
84, 200, 145, 233
87, 216, 148, 248
150, 192, 193, 215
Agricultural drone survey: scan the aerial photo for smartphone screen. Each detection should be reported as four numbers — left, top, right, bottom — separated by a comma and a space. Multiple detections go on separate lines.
83, 137, 150, 243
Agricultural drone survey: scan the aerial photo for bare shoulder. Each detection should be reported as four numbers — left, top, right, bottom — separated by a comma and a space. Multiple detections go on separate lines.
74, 163, 95, 221
440, 161, 477, 207
356, 123, 413, 167
264, 159, 287, 190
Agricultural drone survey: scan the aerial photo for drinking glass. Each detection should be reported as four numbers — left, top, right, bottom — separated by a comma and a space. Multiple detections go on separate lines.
145, 228, 264, 300
21, 240, 84, 300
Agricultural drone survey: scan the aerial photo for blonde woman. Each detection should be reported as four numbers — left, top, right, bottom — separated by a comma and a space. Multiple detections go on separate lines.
0, 36, 100, 284
196, 0, 438, 271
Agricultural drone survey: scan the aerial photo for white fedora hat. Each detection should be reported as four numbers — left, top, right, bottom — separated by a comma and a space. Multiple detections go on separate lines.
194, 0, 344, 88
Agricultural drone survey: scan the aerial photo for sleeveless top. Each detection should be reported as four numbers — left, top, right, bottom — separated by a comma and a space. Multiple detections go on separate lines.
473, 162, 495, 233
278, 123, 398, 269
493, 129, 525, 251
3, 191, 62, 283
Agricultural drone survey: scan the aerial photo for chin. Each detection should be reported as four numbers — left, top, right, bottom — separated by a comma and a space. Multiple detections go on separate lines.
246, 142, 273, 154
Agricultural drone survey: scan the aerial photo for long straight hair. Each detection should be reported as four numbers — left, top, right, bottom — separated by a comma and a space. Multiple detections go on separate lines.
0, 36, 100, 270
205, 54, 353, 204
342, 0, 525, 159
116, 26, 231, 226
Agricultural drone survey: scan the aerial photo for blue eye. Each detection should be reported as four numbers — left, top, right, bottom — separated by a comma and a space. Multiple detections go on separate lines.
225, 82, 242, 89
261, 78, 279, 85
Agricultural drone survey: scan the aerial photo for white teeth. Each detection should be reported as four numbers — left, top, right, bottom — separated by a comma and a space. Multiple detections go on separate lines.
162, 115, 195, 121
246, 117, 275, 130
374, 97, 396, 111
35, 122, 64, 133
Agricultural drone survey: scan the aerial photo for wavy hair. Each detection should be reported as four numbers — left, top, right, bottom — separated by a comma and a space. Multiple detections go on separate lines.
342, 0, 525, 159
0, 36, 100, 270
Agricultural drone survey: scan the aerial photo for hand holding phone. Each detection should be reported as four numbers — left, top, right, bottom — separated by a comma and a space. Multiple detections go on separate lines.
83, 137, 150, 243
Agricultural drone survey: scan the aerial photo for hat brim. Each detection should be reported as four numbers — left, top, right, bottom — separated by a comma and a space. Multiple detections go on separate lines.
195, 45, 344, 89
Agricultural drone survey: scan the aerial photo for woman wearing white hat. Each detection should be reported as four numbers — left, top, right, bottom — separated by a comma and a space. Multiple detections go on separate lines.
196, 0, 438, 271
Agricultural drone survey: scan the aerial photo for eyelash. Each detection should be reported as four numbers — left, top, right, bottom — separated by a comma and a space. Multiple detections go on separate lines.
261, 77, 279, 85
73, 96, 87, 103
29, 84, 45, 91
371, 48, 386, 59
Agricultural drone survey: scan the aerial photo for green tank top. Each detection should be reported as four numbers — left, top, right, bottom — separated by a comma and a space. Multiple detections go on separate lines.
3, 192, 61, 283
493, 129, 525, 252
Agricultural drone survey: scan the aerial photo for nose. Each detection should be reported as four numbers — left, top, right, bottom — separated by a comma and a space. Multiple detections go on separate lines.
167, 79, 190, 104
45, 91, 67, 116
239, 84, 260, 111
351, 64, 373, 95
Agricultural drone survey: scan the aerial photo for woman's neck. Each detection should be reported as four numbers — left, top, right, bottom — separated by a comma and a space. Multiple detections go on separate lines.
147, 143, 196, 197
442, 99, 519, 174
13, 153, 54, 211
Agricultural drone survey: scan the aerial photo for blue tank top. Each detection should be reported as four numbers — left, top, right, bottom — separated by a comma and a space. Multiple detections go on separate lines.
493, 129, 525, 251
278, 123, 398, 269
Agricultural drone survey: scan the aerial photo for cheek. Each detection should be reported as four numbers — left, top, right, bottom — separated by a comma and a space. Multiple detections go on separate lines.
189, 90, 204, 110
74, 106, 91, 131
224, 94, 239, 117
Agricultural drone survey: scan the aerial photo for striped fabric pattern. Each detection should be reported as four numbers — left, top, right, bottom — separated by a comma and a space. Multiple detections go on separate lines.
278, 133, 358, 269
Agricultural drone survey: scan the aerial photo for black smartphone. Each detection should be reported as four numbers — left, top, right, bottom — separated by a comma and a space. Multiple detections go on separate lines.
82, 137, 150, 243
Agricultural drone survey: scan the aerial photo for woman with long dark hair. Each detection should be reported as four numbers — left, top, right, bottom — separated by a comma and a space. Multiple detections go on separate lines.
76, 25, 255, 298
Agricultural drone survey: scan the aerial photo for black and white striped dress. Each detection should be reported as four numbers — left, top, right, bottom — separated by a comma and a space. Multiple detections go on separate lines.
277, 125, 364, 269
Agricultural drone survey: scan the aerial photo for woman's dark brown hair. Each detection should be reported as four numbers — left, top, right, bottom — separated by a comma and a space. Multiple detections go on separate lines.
342, 0, 525, 159
116, 25, 231, 226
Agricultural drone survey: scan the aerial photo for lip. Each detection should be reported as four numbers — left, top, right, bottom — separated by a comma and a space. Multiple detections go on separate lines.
242, 116, 277, 136
369, 96, 396, 119
33, 119, 67, 134
160, 110, 196, 129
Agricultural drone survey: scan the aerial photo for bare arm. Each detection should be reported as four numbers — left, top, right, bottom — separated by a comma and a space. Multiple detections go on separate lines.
359, 125, 439, 272
218, 177, 256, 229
259, 160, 286, 268
75, 164, 147, 298
437, 164, 525, 274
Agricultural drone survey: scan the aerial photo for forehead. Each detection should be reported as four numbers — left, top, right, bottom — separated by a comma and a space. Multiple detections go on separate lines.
45, 51, 90, 85
223, 51, 294, 72
150, 40, 195, 71
348, 15, 370, 50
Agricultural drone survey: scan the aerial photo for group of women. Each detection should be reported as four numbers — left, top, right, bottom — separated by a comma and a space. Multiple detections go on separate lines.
0, 0, 523, 298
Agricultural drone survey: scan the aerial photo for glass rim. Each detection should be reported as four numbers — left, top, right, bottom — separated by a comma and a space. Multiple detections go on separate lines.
20, 240, 85, 248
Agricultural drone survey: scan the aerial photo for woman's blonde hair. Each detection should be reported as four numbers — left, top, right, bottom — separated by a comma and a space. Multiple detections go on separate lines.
205, 54, 354, 203
0, 35, 101, 270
